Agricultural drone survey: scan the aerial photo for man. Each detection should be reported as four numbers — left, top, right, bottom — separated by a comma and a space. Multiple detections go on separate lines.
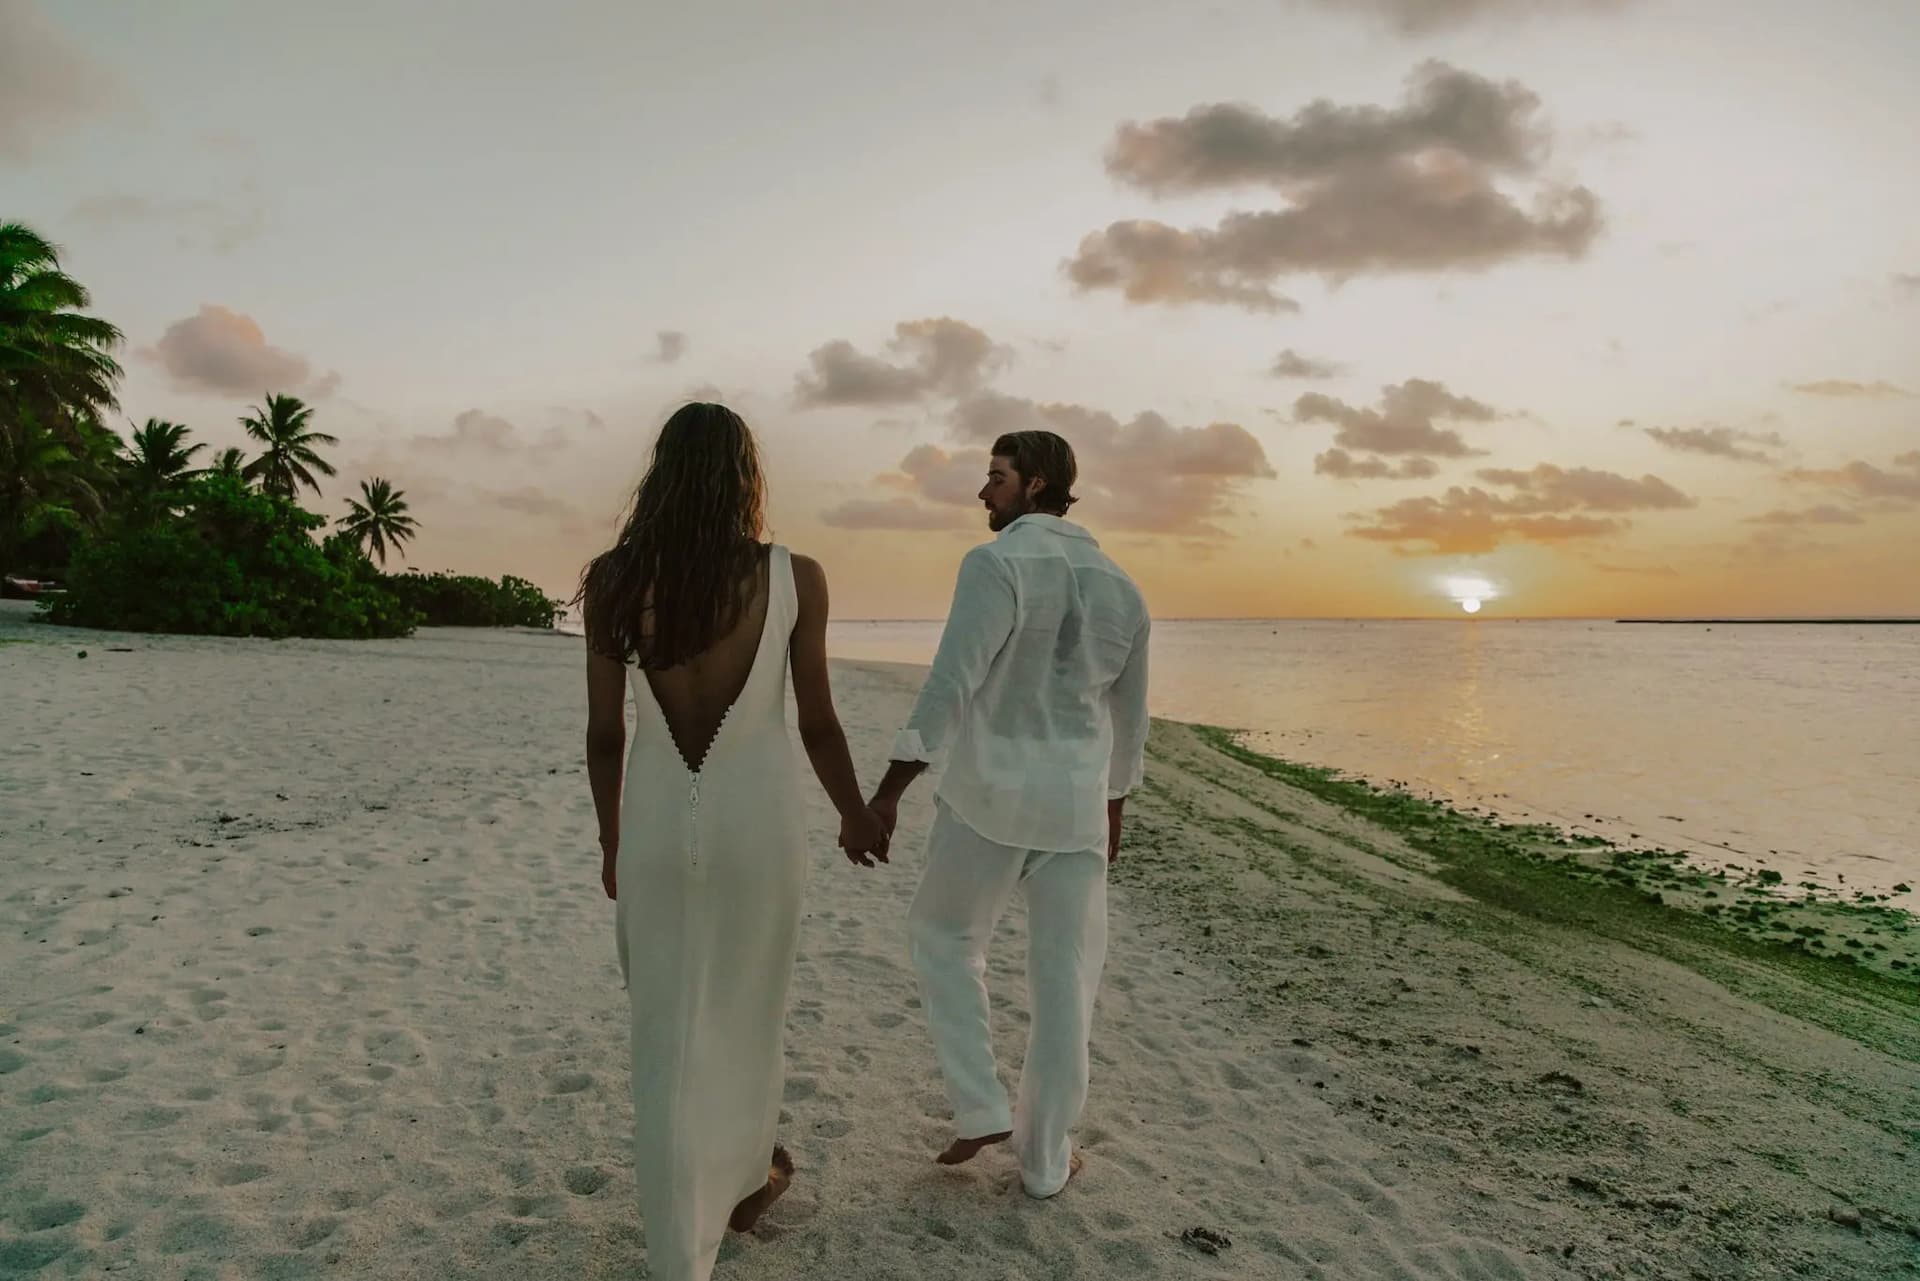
867, 430, 1150, 1200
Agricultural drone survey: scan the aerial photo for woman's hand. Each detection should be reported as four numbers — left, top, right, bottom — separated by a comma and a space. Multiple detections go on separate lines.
599, 833, 618, 900
838, 806, 891, 868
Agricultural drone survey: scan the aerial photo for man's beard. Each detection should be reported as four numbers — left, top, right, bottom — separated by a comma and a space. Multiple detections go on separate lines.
986, 492, 1035, 532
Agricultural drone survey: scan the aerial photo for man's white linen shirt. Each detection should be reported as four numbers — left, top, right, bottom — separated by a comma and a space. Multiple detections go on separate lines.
889, 514, 1151, 853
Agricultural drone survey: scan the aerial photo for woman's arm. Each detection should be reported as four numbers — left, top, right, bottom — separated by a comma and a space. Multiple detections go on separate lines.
584, 646, 628, 898
790, 554, 888, 864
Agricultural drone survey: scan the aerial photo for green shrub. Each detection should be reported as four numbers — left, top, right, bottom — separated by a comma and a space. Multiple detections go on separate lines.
41, 473, 417, 639
378, 569, 562, 628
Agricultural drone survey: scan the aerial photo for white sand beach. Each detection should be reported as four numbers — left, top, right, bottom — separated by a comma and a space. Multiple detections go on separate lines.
2, 607, 1915, 1280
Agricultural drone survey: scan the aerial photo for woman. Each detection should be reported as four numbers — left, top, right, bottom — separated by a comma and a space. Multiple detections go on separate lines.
578, 403, 888, 1280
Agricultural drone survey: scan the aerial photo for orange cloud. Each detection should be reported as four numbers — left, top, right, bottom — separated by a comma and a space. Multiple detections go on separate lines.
1784, 453, 1920, 502
1643, 424, 1785, 464
1348, 463, 1692, 552
0, 0, 131, 159
1786, 379, 1914, 399
141, 305, 337, 399
1314, 449, 1439, 480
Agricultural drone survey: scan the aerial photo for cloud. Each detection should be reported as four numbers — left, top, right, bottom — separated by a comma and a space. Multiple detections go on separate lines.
1784, 453, 1920, 502
1270, 348, 1343, 379
0, 0, 131, 161
1592, 561, 1678, 577
336, 447, 450, 504
806, 319, 1273, 537
479, 486, 579, 520
1473, 463, 1693, 513
1350, 491, 1625, 553
67, 190, 267, 252
794, 318, 1011, 407
141, 304, 337, 398
654, 331, 688, 364
820, 496, 975, 531
938, 391, 1276, 536
1743, 505, 1864, 527
1065, 62, 1601, 311
1346, 462, 1691, 553
1294, 378, 1497, 457
412, 409, 567, 456
1643, 424, 1785, 464
1786, 379, 1914, 399
1302, 0, 1632, 35
1314, 448, 1439, 480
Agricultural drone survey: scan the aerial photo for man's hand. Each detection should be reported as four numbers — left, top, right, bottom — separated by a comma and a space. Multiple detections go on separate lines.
1106, 797, 1125, 865
868, 792, 900, 844
599, 834, 618, 900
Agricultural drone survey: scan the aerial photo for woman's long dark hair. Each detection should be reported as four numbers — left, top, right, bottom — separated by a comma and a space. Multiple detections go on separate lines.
575, 403, 767, 669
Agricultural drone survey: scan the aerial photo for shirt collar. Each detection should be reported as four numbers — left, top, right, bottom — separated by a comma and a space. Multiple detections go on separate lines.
1001, 512, 1097, 543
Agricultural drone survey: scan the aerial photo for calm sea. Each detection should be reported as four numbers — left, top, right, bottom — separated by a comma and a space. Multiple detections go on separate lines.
821, 619, 1920, 903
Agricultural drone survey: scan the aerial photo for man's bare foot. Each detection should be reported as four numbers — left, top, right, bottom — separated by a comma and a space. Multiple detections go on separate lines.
1023, 1150, 1085, 1200
727, 1145, 794, 1233
935, 1130, 1011, 1165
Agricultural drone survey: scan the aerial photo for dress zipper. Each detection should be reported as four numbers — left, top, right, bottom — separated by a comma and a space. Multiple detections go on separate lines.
688, 771, 701, 867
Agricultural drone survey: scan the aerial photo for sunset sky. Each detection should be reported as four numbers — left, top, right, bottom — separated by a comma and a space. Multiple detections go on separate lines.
7, 0, 1918, 618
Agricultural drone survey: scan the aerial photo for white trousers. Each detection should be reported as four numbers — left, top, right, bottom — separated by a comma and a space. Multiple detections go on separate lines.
906, 802, 1109, 1198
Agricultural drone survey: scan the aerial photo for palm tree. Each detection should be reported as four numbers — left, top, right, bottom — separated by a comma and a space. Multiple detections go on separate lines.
208, 446, 248, 479
123, 418, 206, 497
0, 223, 124, 451
0, 413, 105, 573
240, 393, 337, 500
338, 477, 419, 566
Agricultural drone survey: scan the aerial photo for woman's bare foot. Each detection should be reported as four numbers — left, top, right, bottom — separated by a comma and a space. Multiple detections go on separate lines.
727, 1145, 794, 1233
935, 1130, 1012, 1165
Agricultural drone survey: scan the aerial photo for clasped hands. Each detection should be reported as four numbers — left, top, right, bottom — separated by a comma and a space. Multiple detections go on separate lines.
838, 793, 896, 868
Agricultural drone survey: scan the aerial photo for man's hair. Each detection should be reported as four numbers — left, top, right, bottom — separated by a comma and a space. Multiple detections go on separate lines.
992, 430, 1077, 513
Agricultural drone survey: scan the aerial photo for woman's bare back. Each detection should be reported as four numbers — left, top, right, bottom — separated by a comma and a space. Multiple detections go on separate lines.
640, 550, 772, 774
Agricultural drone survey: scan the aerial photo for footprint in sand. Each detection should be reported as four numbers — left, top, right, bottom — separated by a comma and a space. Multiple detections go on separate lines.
183, 1085, 216, 1102
811, 1118, 852, 1139
20, 1200, 87, 1231
290, 1217, 341, 1248
1218, 1061, 1259, 1091
215, 1163, 269, 1187
564, 1167, 610, 1196
507, 1194, 565, 1219
0, 1048, 27, 1074
867, 1011, 906, 1030
547, 1072, 593, 1095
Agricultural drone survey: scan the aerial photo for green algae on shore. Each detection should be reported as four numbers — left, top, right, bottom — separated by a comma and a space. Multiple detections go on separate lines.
1186, 724, 1918, 994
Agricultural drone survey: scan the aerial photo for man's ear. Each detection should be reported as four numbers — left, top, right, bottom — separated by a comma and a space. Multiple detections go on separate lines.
1025, 474, 1047, 503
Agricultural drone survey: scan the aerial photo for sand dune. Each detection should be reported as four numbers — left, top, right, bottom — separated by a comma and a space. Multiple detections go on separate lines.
2, 609, 1912, 1279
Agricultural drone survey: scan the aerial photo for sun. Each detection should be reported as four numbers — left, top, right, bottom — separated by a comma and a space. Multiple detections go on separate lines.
1460, 597, 1482, 614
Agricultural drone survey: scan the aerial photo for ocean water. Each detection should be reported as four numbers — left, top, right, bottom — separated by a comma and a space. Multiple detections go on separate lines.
823, 619, 1920, 902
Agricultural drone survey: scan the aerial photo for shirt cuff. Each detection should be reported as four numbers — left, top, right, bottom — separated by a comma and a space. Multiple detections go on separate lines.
1106, 786, 1133, 801
889, 728, 933, 763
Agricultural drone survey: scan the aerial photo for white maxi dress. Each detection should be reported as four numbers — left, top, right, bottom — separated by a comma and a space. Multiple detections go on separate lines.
614, 546, 806, 1281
